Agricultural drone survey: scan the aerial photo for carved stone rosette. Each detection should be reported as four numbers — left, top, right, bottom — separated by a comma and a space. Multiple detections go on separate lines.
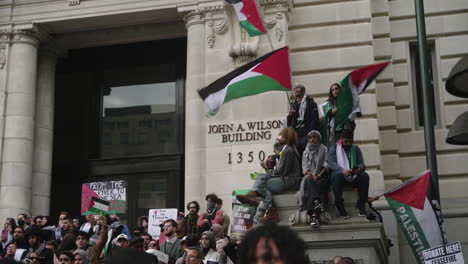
179, 0, 292, 64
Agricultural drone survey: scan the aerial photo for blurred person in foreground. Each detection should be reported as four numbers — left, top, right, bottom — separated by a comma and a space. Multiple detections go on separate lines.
237, 222, 309, 264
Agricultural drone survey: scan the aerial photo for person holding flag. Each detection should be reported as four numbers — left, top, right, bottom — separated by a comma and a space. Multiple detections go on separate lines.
321, 61, 390, 147
328, 129, 369, 218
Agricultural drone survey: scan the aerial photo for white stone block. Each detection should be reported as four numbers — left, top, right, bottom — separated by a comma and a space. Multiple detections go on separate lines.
359, 143, 382, 168
4, 116, 35, 140
293, 71, 350, 96
444, 104, 466, 126
391, 41, 408, 62
396, 109, 413, 130
354, 118, 379, 142
5, 92, 36, 116
375, 83, 395, 104
371, 16, 390, 36
395, 85, 411, 107
439, 34, 468, 58
379, 130, 398, 152
360, 93, 378, 116
371, 0, 389, 14
290, 1, 371, 28
291, 46, 375, 73
440, 57, 460, 81
380, 154, 400, 176
290, 23, 372, 50
2, 139, 34, 164
392, 62, 409, 84
377, 106, 397, 128
373, 38, 392, 58
1, 162, 33, 186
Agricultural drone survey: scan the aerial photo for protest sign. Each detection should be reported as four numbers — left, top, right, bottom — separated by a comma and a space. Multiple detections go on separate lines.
231, 190, 256, 241
81, 180, 127, 215
423, 241, 465, 264
148, 209, 178, 240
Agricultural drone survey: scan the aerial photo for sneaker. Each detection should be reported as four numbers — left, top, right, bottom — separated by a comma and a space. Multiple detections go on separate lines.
336, 204, 350, 219
310, 216, 320, 227
357, 204, 366, 217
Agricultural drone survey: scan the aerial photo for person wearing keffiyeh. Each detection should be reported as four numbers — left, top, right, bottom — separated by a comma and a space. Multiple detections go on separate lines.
286, 83, 320, 152
299, 130, 329, 227
327, 129, 369, 219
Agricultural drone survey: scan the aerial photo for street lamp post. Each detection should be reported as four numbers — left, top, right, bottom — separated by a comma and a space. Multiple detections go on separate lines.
414, 0, 440, 203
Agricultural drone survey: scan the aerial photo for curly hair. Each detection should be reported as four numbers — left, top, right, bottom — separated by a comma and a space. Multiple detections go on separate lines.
237, 222, 309, 264
186, 201, 200, 212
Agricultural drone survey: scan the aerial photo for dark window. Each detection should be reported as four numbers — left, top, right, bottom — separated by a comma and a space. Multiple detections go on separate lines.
410, 42, 438, 127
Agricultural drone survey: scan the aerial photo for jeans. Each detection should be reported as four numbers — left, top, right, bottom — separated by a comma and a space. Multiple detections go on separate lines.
252, 173, 296, 222
330, 170, 369, 208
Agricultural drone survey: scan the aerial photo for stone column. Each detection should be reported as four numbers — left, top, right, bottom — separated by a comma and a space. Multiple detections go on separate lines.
179, 7, 207, 208
31, 47, 57, 216
0, 29, 39, 220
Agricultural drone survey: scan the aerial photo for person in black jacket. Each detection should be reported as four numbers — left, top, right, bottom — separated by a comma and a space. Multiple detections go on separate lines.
287, 83, 320, 152
24, 226, 53, 264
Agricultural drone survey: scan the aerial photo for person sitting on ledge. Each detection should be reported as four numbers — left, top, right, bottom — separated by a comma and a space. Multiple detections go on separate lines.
328, 129, 369, 218
299, 130, 329, 227
236, 128, 302, 224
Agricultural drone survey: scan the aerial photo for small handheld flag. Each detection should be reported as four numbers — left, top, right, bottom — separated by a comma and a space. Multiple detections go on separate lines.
84, 197, 110, 215
225, 0, 267, 37
335, 61, 390, 130
198, 46, 291, 116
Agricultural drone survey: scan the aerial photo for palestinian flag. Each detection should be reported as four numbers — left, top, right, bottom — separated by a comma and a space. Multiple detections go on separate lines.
225, 0, 267, 37
84, 197, 110, 215
198, 46, 291, 116
384, 170, 447, 263
335, 61, 390, 130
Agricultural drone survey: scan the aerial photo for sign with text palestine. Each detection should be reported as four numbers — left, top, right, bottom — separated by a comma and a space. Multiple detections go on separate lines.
423, 241, 465, 264
81, 180, 127, 215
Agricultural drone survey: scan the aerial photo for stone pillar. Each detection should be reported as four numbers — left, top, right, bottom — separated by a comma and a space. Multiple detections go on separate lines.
179, 7, 207, 208
0, 29, 39, 220
31, 47, 57, 216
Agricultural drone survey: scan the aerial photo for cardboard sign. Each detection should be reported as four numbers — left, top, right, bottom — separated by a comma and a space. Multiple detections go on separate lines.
423, 241, 465, 264
230, 190, 256, 241
81, 180, 127, 215
148, 209, 178, 240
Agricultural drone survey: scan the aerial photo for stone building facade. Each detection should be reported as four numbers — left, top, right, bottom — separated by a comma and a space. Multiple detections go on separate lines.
0, 0, 467, 263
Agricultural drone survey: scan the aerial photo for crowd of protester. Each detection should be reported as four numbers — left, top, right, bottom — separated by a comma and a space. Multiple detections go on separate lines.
1, 211, 358, 264
0, 82, 376, 264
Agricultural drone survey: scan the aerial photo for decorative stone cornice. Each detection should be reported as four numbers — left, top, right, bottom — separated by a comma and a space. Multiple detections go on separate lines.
68, 0, 81, 6
0, 24, 52, 47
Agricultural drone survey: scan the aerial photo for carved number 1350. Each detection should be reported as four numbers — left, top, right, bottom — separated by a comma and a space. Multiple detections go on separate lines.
228, 151, 266, 164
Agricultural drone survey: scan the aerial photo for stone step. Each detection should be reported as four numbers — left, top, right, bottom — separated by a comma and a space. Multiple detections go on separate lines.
273, 186, 370, 226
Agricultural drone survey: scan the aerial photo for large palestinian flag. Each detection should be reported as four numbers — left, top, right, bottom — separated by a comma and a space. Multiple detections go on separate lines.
225, 0, 267, 37
335, 61, 390, 130
198, 46, 291, 116
384, 170, 447, 263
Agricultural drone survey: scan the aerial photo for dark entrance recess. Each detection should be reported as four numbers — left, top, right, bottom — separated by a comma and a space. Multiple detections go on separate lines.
51, 39, 186, 228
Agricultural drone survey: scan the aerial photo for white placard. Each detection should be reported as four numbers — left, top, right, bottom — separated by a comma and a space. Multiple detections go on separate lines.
147, 209, 178, 240
423, 241, 465, 264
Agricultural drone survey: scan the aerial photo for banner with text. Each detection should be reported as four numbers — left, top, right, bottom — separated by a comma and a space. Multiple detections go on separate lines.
423, 241, 465, 264
81, 180, 127, 215
231, 190, 256, 241
148, 209, 178, 240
